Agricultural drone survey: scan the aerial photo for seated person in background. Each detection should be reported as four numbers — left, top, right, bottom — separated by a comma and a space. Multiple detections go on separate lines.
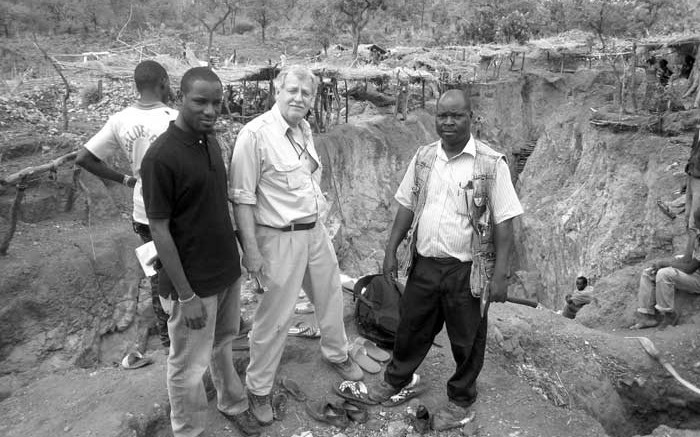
561, 276, 594, 319
656, 59, 673, 86
681, 55, 695, 79
631, 206, 700, 329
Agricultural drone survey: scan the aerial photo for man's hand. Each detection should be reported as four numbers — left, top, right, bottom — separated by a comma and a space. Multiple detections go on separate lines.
242, 248, 264, 276
181, 296, 207, 330
383, 251, 399, 285
489, 273, 508, 303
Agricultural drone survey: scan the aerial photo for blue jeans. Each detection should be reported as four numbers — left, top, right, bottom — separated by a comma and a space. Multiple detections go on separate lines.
166, 279, 248, 437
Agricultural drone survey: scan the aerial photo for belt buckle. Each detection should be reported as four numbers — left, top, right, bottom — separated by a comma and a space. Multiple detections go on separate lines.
289, 222, 297, 231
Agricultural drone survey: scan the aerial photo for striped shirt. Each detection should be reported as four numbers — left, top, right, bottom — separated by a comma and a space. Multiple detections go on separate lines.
395, 136, 523, 262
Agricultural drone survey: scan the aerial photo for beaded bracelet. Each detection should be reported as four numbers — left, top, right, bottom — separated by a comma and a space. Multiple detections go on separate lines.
178, 294, 196, 303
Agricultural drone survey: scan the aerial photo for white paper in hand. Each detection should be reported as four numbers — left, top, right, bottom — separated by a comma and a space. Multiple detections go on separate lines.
135, 241, 158, 277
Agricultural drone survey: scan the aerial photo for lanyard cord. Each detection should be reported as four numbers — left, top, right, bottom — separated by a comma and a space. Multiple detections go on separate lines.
285, 130, 308, 160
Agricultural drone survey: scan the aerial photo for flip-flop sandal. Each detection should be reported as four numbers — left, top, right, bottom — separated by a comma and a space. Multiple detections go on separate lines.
289, 322, 321, 338
294, 301, 315, 314
272, 392, 288, 421
121, 351, 153, 370
305, 399, 350, 429
281, 376, 308, 402
381, 384, 426, 407
288, 321, 311, 336
354, 337, 391, 363
333, 380, 378, 405
337, 399, 369, 423
350, 344, 381, 374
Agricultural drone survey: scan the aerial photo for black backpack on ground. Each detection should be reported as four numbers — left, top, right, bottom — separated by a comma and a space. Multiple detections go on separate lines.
353, 274, 404, 350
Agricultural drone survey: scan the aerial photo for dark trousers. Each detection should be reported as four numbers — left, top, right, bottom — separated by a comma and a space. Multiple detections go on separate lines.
133, 221, 170, 347
385, 255, 487, 407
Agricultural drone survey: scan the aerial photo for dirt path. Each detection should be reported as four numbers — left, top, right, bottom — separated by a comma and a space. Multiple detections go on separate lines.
0, 291, 609, 437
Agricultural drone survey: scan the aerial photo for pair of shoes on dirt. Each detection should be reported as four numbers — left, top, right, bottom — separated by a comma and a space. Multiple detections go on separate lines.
220, 409, 262, 437
305, 397, 369, 428
349, 337, 391, 374
430, 402, 476, 432
334, 374, 422, 407
288, 321, 321, 338
248, 390, 288, 426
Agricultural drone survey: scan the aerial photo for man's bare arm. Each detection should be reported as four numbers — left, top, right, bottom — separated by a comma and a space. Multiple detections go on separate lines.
149, 218, 207, 329
490, 218, 514, 302
233, 204, 264, 275
76, 148, 136, 187
382, 204, 414, 283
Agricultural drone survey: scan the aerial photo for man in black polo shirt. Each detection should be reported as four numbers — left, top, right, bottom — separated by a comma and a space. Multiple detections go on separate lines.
141, 67, 260, 437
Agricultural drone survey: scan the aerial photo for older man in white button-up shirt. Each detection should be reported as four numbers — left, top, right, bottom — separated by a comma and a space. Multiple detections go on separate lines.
230, 65, 361, 427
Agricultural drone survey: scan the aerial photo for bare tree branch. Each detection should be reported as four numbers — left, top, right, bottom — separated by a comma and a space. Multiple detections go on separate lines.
32, 34, 70, 131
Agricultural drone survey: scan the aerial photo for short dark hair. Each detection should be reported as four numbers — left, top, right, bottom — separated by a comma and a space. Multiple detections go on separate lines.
133, 60, 168, 93
576, 276, 588, 287
437, 88, 471, 114
180, 67, 221, 95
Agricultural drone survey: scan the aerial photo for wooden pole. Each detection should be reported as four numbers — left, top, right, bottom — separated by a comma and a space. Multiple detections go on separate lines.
521, 52, 525, 73
631, 42, 638, 112
344, 80, 349, 123
1, 150, 78, 186
421, 79, 425, 108
0, 176, 27, 256
242, 80, 246, 117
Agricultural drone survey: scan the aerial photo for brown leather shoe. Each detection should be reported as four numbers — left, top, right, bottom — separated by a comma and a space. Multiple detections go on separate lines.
248, 392, 273, 425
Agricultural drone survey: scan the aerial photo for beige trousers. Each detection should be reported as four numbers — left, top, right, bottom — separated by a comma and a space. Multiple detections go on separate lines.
246, 222, 350, 395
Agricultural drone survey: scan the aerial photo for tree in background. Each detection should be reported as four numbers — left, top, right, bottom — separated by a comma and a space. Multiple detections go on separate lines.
245, 0, 280, 43
334, 0, 385, 57
309, 3, 337, 56
188, 0, 236, 64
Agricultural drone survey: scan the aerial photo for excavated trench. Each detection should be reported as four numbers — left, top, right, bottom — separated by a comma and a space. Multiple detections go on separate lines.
2, 70, 700, 436
312, 71, 700, 437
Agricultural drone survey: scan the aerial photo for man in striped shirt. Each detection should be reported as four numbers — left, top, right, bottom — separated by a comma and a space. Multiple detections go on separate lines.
369, 89, 523, 419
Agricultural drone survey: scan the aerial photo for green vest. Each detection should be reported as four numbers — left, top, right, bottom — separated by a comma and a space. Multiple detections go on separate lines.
403, 138, 504, 297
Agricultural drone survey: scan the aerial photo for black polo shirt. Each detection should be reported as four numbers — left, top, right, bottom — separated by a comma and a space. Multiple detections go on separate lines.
142, 121, 240, 298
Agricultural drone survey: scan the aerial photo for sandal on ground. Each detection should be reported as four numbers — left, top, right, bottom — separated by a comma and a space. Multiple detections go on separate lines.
350, 344, 381, 374
294, 301, 315, 314
305, 399, 350, 428
288, 321, 320, 338
333, 380, 378, 405
280, 376, 308, 402
354, 337, 391, 363
272, 391, 288, 421
121, 351, 153, 370
337, 399, 369, 423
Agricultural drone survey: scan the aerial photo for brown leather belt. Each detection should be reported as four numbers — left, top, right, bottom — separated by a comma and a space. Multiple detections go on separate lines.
261, 222, 316, 232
